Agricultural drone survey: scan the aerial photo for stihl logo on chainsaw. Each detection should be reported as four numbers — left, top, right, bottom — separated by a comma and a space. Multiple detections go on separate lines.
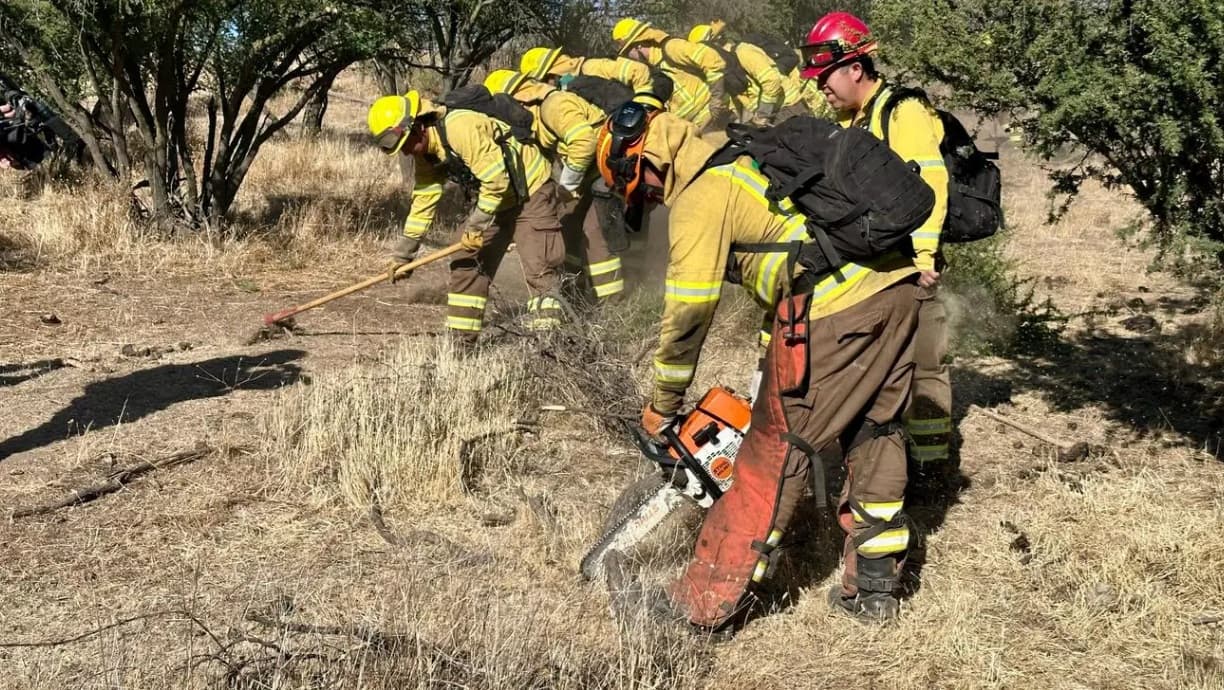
580, 386, 752, 581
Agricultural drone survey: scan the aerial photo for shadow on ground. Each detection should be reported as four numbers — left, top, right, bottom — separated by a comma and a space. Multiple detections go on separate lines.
976, 290, 1223, 459
0, 350, 306, 460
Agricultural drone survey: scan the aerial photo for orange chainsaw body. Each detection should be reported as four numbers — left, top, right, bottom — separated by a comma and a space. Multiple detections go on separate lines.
668, 386, 753, 493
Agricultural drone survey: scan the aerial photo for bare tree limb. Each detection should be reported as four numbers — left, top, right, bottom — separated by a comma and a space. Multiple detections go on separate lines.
7, 444, 220, 520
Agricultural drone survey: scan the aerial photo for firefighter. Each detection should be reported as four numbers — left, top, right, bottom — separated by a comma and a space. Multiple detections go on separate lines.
780, 59, 835, 120
597, 103, 923, 626
367, 91, 565, 340
522, 46, 711, 129
520, 48, 657, 97
612, 19, 730, 129
801, 12, 953, 484
483, 70, 624, 303
687, 25, 786, 126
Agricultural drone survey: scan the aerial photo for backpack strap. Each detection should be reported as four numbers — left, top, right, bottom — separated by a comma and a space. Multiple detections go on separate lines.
865, 85, 929, 145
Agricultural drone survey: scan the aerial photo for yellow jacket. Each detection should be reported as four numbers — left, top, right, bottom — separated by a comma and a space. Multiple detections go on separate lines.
511, 82, 605, 174
635, 28, 725, 84
838, 81, 948, 271
665, 69, 713, 126
553, 55, 655, 94
642, 113, 919, 413
733, 42, 785, 114
402, 108, 551, 239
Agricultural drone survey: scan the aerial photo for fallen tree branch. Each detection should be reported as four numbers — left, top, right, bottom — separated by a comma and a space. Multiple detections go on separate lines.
8, 443, 216, 519
0, 609, 192, 648
971, 406, 1101, 462
367, 491, 493, 566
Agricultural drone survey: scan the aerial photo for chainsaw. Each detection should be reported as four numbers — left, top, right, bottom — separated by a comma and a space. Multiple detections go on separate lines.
580, 386, 753, 581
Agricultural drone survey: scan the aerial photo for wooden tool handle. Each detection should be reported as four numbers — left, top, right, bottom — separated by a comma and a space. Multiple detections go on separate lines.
262, 243, 464, 325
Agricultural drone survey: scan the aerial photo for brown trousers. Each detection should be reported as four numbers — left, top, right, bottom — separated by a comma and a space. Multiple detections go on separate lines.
906, 287, 952, 464
560, 182, 624, 302
446, 182, 564, 335
670, 278, 921, 627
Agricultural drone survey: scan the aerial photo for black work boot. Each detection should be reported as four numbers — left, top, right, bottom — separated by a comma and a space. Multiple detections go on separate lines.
827, 585, 900, 622
828, 555, 901, 623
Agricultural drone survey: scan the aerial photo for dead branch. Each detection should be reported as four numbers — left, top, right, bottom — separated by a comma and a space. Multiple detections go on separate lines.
973, 406, 1070, 448
0, 609, 195, 648
367, 492, 493, 566
368, 497, 453, 549
8, 444, 217, 520
971, 406, 1103, 462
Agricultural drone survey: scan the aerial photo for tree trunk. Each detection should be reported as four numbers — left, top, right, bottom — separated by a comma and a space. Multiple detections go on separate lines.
373, 59, 403, 96
302, 71, 335, 135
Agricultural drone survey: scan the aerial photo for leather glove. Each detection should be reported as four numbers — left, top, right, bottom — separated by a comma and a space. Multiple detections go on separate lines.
460, 228, 484, 251
558, 164, 585, 195
641, 403, 678, 439
388, 236, 421, 283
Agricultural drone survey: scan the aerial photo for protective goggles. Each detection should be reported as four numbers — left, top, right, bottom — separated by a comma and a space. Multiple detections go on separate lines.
800, 40, 851, 71
374, 127, 409, 155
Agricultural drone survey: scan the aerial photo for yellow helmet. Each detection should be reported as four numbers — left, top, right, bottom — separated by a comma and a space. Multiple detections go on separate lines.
521, 47, 562, 80
612, 18, 652, 48
688, 25, 713, 43
367, 91, 422, 156
484, 69, 529, 96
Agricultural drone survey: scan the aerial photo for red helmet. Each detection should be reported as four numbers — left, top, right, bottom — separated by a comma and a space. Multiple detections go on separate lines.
800, 12, 877, 80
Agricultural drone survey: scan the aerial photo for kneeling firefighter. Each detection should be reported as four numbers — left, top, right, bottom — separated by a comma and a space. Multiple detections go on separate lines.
597, 105, 927, 627
367, 91, 565, 339
484, 70, 626, 303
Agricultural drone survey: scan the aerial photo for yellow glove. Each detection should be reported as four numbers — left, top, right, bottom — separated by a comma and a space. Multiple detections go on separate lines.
460, 228, 484, 251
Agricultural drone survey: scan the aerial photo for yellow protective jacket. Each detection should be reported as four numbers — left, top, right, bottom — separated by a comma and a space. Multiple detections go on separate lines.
402, 108, 552, 239
666, 69, 713, 126
511, 82, 605, 174
636, 28, 725, 85
838, 81, 948, 271
733, 42, 785, 114
554, 55, 655, 94
643, 113, 920, 413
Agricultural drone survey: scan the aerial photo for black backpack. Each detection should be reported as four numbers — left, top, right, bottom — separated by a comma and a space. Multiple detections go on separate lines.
742, 34, 799, 75
441, 85, 536, 143
660, 38, 749, 98
875, 87, 1004, 243
703, 117, 936, 278
435, 85, 531, 200
710, 45, 751, 98
560, 75, 634, 114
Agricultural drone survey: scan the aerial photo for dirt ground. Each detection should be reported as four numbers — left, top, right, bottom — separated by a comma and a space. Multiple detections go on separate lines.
1, 81, 1222, 689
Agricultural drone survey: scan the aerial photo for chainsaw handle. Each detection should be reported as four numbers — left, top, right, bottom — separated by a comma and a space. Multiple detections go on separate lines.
662, 426, 725, 501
